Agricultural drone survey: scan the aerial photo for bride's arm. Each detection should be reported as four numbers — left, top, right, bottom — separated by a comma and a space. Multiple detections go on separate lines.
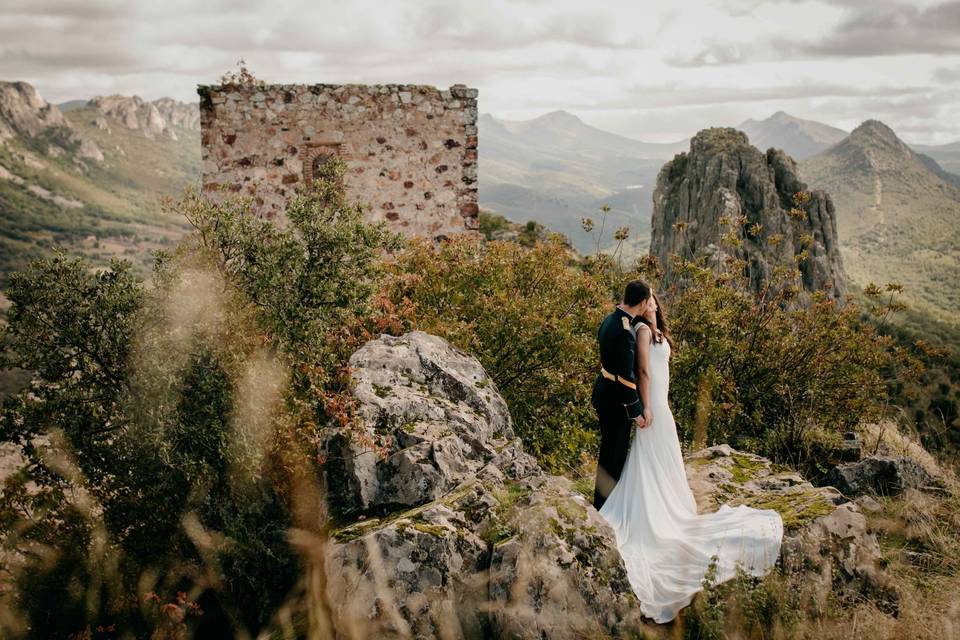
635, 325, 653, 428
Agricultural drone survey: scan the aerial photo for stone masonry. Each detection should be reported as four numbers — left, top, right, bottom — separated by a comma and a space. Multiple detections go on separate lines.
197, 83, 479, 238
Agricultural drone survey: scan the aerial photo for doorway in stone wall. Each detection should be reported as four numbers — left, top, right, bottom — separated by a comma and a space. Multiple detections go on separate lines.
303, 143, 343, 192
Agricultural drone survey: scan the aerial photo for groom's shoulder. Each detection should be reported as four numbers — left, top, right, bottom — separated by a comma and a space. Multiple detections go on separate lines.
601, 309, 636, 339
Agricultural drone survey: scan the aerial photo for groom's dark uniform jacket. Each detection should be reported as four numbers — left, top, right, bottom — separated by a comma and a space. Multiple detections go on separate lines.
592, 306, 645, 509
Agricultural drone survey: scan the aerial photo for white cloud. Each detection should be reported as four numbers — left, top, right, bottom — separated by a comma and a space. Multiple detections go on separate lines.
0, 0, 957, 144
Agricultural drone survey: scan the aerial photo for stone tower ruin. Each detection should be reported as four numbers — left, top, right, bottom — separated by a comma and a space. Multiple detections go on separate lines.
197, 82, 479, 238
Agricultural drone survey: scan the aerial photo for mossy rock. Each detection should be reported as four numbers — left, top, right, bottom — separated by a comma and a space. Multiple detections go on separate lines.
730, 452, 767, 483
736, 489, 836, 531
332, 480, 483, 542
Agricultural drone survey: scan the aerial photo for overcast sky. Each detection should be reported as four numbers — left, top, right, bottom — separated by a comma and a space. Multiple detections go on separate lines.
1, 0, 959, 144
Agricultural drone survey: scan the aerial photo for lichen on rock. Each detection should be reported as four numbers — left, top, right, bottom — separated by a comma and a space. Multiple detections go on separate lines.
320, 333, 899, 637
686, 444, 898, 613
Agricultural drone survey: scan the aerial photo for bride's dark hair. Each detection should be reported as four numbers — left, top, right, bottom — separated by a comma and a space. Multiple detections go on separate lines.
636, 291, 674, 354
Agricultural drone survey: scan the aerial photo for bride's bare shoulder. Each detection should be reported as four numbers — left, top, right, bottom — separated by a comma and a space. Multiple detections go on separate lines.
634, 323, 652, 335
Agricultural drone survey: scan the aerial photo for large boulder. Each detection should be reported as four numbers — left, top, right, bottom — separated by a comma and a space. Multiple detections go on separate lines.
324, 330, 529, 517
685, 445, 898, 613
827, 455, 935, 498
322, 333, 898, 637
323, 332, 638, 639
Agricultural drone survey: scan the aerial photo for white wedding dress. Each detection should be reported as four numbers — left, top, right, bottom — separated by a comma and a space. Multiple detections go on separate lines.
598, 328, 784, 624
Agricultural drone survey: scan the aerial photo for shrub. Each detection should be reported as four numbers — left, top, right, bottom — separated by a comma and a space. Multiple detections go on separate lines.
378, 234, 611, 472
633, 252, 922, 476
0, 159, 397, 637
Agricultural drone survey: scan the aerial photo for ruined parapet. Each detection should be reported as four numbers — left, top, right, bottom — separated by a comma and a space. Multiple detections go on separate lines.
197, 83, 479, 239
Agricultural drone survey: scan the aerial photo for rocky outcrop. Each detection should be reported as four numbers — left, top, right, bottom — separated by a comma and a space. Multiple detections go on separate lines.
88, 95, 169, 139
0, 81, 68, 141
651, 127, 847, 301
152, 97, 200, 131
828, 455, 935, 498
324, 331, 641, 639
321, 332, 898, 637
686, 445, 897, 612
0, 81, 102, 162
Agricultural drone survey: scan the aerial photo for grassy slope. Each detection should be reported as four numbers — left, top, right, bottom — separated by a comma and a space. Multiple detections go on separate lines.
0, 109, 199, 287
802, 139, 960, 326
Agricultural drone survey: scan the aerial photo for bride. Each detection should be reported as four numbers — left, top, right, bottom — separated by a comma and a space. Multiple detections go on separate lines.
598, 289, 784, 624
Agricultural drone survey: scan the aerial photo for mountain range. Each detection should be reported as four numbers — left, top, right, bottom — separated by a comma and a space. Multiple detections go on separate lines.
801, 120, 960, 323
478, 110, 686, 254
1, 78, 957, 324
0, 80, 199, 302
737, 110, 960, 179
737, 110, 847, 161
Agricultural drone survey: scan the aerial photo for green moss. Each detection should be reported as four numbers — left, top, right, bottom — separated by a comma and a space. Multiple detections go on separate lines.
401, 422, 416, 433
573, 476, 594, 500
739, 490, 835, 530
555, 497, 588, 524
547, 517, 564, 537
372, 383, 392, 398
481, 521, 517, 546
409, 521, 449, 537
477, 481, 531, 546
490, 481, 531, 515
332, 481, 484, 543
730, 453, 767, 483
440, 481, 481, 510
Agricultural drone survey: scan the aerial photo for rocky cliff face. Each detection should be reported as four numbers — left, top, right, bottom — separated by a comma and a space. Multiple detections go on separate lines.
319, 331, 894, 638
0, 81, 102, 161
323, 331, 642, 638
651, 128, 847, 301
152, 97, 200, 131
87, 94, 199, 140
88, 95, 169, 139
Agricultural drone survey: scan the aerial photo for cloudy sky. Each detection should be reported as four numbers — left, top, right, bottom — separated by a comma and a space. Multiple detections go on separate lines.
2, 0, 959, 144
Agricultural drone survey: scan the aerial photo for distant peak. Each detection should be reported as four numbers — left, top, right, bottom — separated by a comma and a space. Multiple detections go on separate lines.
850, 119, 907, 147
841, 119, 916, 160
535, 110, 583, 124
852, 119, 895, 137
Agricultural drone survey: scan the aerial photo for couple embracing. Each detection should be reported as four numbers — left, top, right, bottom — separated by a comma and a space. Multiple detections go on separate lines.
590, 279, 784, 624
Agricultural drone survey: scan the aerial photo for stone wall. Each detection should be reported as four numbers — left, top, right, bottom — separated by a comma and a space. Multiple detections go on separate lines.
197, 83, 479, 239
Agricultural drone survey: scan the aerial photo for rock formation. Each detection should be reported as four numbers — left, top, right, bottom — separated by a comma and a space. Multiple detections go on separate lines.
685, 445, 897, 612
0, 81, 102, 161
87, 94, 175, 140
0, 80, 68, 141
828, 455, 936, 498
323, 331, 641, 638
651, 127, 847, 302
320, 331, 895, 638
152, 97, 201, 131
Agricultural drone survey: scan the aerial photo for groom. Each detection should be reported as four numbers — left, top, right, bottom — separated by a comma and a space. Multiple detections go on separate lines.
592, 279, 651, 509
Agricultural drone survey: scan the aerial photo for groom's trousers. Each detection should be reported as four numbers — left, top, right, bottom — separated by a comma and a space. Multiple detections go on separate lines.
592, 382, 633, 510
